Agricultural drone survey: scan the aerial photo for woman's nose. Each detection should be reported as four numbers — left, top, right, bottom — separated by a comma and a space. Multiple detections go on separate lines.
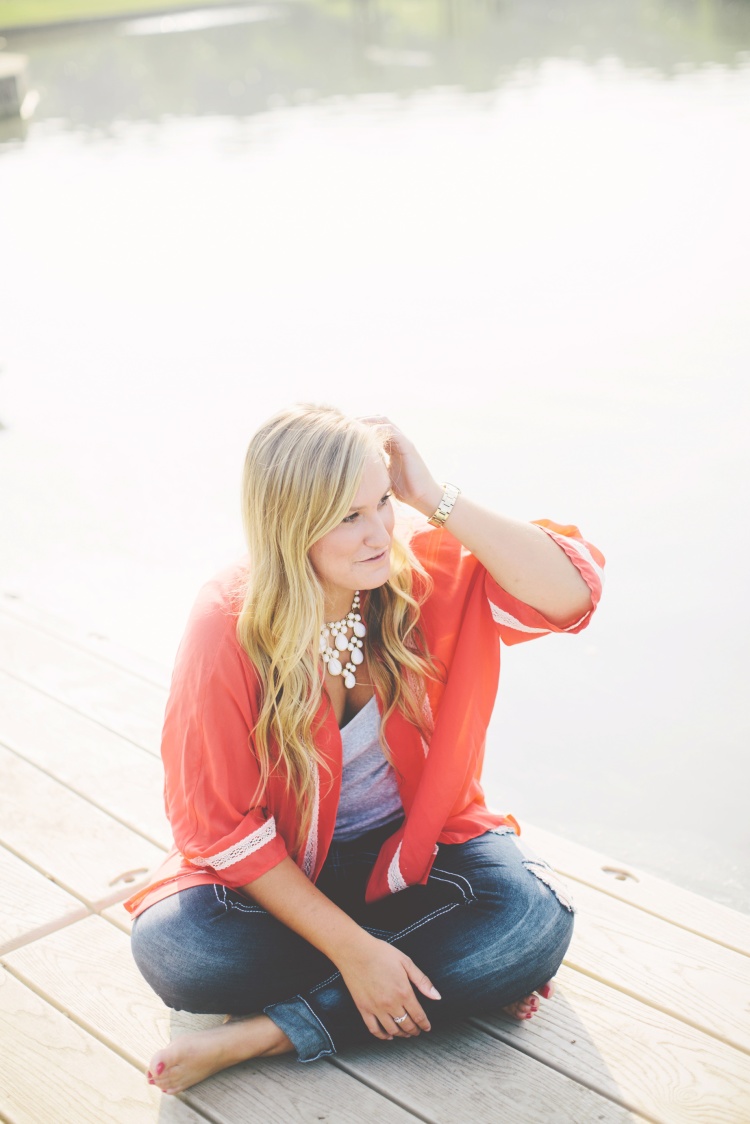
364, 512, 391, 545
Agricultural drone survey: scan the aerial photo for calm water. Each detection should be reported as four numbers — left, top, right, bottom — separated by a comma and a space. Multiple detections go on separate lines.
1, 0, 749, 910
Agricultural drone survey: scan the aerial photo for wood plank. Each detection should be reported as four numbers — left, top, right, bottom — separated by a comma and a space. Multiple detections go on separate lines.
524, 823, 750, 957
0, 845, 87, 955
0, 670, 170, 847
333, 1021, 646, 1123
0, 594, 170, 688
101, 900, 133, 934
4, 916, 420, 1124
0, 747, 165, 908
474, 963, 750, 1124
0, 610, 165, 753
0, 968, 209, 1124
565, 880, 750, 1055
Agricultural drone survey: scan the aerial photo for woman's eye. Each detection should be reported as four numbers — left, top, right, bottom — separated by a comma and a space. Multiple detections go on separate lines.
380, 493, 393, 506
342, 512, 358, 524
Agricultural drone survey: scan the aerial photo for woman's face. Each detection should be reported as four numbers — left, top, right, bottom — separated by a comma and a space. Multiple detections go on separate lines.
309, 455, 395, 618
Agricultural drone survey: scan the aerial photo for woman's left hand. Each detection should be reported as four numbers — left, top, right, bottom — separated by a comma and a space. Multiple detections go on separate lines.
360, 416, 442, 517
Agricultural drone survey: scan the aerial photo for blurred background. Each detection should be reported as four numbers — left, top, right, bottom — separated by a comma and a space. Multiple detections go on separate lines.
1, 0, 748, 910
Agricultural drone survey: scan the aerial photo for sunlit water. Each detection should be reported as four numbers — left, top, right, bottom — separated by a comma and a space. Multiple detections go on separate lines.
1, 0, 749, 910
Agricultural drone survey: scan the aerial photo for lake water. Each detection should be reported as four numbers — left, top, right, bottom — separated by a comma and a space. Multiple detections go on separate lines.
1, 0, 748, 911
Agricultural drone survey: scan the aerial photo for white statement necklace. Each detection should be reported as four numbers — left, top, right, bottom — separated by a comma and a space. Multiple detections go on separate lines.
320, 591, 367, 690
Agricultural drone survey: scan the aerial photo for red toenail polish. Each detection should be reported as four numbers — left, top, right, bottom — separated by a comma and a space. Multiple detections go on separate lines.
156, 1062, 165, 1076
148, 1079, 155, 1086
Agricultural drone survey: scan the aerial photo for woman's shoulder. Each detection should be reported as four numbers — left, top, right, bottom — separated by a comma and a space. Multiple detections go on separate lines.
174, 559, 251, 673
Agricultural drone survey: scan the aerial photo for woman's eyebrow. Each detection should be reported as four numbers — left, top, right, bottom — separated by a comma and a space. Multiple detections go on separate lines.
346, 489, 391, 514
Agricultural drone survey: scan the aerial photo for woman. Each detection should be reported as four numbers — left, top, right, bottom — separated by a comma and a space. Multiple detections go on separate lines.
127, 404, 604, 1095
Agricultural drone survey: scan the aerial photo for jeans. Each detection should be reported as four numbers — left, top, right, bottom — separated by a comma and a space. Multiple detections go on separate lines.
131, 823, 574, 1063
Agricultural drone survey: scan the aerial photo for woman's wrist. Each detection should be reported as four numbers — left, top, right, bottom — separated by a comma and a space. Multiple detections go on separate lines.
329, 925, 381, 968
407, 479, 444, 519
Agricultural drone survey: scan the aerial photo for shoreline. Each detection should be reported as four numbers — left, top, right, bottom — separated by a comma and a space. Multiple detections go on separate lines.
0, 0, 254, 36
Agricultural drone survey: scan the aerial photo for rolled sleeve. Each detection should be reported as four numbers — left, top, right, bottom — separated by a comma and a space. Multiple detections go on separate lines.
182, 809, 289, 887
485, 520, 605, 645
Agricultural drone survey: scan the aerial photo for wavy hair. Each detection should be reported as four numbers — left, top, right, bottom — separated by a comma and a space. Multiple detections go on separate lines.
236, 403, 436, 854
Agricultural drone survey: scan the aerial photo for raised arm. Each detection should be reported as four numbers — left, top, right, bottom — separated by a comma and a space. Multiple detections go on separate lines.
364, 417, 596, 629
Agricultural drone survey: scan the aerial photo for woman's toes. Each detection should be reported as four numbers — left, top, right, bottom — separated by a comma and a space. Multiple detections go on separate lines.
537, 980, 555, 1000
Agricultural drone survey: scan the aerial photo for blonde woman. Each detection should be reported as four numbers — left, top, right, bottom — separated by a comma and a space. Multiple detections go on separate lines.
128, 404, 604, 1095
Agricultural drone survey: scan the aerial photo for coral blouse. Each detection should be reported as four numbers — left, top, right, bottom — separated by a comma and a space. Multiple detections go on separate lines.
125, 520, 604, 917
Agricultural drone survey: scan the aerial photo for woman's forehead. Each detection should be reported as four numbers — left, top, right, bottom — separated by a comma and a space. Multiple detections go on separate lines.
350, 457, 390, 505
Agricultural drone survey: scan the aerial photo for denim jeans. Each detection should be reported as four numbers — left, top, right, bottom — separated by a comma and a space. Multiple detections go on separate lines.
131, 823, 574, 1063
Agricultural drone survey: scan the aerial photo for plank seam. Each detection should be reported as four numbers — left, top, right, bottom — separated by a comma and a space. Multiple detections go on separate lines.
0, 734, 170, 852
0, 661, 162, 761
0, 960, 212, 1123
0, 602, 170, 690
0, 664, 161, 758
559, 869, 750, 960
0, 907, 91, 957
565, 958, 750, 1059
327, 1057, 439, 1123
468, 1015, 664, 1124
0, 836, 155, 913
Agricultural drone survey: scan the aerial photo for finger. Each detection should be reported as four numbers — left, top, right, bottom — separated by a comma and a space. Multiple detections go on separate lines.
406, 964, 442, 1002
364, 1013, 392, 1041
391, 1016, 420, 1038
404, 1000, 431, 1033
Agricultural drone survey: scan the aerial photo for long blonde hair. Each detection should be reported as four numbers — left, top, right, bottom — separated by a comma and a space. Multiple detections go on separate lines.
237, 403, 435, 853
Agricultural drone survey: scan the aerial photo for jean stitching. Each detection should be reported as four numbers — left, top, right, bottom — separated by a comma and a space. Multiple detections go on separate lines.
430, 865, 476, 900
387, 902, 459, 943
297, 995, 336, 1055
309, 970, 342, 995
428, 870, 476, 904
214, 883, 266, 913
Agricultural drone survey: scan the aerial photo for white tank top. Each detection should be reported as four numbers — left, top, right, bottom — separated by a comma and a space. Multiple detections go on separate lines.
333, 695, 404, 841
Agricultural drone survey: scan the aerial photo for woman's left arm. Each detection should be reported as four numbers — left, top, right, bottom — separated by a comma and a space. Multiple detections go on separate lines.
365, 417, 594, 629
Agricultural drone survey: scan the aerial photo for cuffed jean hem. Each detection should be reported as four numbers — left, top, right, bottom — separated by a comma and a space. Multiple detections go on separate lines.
264, 994, 337, 1062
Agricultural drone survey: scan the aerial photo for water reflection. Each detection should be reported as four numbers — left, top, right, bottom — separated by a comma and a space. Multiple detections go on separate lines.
0, 0, 748, 912
2, 0, 749, 135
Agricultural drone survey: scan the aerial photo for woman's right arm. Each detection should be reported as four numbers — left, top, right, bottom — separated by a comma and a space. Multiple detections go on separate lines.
241, 857, 441, 1040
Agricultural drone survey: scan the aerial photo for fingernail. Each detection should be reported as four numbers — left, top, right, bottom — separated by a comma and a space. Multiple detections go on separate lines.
156, 1062, 165, 1076
429, 986, 441, 999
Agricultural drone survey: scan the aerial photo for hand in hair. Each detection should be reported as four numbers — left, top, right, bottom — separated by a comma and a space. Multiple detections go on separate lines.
359, 416, 444, 519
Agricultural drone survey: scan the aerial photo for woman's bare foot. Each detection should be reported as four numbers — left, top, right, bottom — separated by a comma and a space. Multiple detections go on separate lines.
146, 1014, 293, 1095
502, 978, 555, 1021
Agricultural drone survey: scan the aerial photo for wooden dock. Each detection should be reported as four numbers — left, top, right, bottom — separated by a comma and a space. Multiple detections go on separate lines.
1, 594, 749, 1123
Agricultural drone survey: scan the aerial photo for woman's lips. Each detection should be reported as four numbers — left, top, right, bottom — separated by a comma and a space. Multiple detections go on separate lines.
359, 550, 387, 563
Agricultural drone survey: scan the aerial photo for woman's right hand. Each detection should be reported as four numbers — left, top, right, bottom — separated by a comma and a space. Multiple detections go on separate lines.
336, 934, 441, 1040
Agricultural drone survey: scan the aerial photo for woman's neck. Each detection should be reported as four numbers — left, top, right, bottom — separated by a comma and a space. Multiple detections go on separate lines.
323, 590, 358, 624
